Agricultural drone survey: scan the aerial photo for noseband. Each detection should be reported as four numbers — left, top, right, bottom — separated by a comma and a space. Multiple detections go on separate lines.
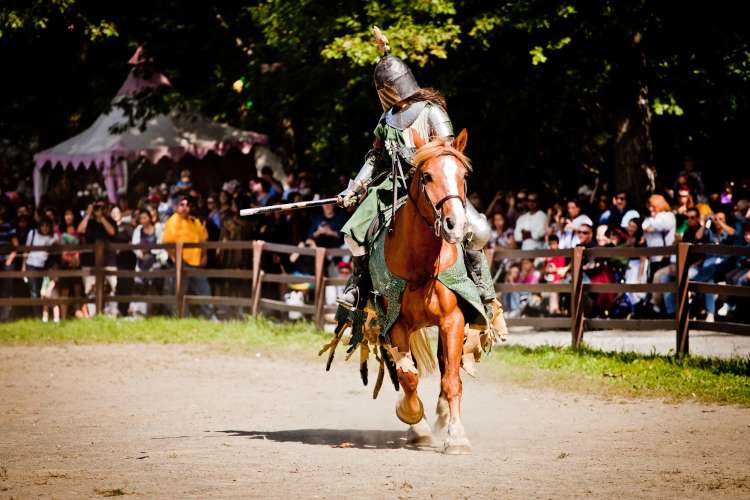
409, 154, 467, 238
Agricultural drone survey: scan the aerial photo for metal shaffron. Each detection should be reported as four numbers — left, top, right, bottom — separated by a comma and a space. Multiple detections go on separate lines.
239, 197, 339, 217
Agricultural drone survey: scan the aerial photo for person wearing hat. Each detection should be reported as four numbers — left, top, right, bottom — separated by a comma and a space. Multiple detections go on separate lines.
571, 214, 595, 248
619, 209, 641, 230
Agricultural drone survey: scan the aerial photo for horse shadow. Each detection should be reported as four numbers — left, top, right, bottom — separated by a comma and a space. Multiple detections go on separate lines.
216, 428, 421, 450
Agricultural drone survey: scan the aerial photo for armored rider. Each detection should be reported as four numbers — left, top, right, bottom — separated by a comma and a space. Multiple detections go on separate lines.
336, 27, 494, 311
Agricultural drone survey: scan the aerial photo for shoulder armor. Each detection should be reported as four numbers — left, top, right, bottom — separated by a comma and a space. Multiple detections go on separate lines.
427, 105, 453, 139
384, 101, 428, 130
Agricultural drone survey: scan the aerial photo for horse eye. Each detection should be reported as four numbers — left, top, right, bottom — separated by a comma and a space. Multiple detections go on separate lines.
422, 173, 432, 184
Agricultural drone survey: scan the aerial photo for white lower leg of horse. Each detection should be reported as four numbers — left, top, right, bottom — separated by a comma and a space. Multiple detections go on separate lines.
407, 418, 433, 446
434, 395, 450, 435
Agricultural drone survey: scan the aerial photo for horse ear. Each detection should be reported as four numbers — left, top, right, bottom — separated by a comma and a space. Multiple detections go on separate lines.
453, 128, 468, 152
410, 128, 426, 149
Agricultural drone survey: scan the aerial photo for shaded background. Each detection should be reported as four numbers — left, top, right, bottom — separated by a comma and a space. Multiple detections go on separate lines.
2, 0, 748, 207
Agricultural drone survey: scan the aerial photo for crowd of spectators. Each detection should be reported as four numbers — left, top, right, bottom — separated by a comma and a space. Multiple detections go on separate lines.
1, 158, 749, 324
0, 165, 351, 322
485, 160, 750, 323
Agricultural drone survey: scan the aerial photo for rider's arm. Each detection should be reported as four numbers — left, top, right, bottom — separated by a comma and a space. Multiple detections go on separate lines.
338, 138, 385, 206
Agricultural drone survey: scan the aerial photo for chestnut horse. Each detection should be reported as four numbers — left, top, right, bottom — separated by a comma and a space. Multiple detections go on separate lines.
383, 128, 474, 454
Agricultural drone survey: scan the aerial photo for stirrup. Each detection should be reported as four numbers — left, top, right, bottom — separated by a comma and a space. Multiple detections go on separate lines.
336, 291, 359, 311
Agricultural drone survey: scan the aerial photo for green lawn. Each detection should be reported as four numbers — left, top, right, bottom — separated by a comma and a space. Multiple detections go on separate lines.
0, 316, 326, 352
486, 344, 750, 406
1, 317, 748, 406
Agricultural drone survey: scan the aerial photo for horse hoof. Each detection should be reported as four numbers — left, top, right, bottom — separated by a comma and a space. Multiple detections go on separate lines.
406, 419, 433, 447
396, 397, 424, 425
443, 442, 472, 455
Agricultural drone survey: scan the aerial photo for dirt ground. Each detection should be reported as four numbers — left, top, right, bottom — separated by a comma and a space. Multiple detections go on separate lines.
1, 344, 748, 499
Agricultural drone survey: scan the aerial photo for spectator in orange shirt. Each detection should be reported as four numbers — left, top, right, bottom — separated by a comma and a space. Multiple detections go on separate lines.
162, 195, 217, 320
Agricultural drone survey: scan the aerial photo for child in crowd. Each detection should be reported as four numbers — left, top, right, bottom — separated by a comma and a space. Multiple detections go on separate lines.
40, 276, 60, 323
543, 235, 568, 315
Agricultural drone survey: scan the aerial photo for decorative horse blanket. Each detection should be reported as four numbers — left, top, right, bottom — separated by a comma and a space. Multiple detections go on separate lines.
335, 203, 494, 352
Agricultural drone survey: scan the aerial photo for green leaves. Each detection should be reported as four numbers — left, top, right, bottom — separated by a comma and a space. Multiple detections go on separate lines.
529, 46, 547, 65
0, 0, 118, 41
321, 1, 462, 67
652, 95, 684, 116
3, 0, 750, 197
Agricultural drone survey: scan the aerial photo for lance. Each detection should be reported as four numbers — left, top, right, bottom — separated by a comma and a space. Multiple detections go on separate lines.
239, 197, 339, 217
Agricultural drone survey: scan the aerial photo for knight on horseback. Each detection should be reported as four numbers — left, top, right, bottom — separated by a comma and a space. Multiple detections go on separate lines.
336, 27, 495, 311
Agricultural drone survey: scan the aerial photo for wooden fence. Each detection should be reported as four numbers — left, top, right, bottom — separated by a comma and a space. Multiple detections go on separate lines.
1, 241, 748, 355
488, 242, 750, 355
0, 240, 342, 329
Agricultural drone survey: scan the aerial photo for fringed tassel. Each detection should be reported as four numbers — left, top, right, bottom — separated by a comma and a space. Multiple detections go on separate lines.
373, 350, 385, 399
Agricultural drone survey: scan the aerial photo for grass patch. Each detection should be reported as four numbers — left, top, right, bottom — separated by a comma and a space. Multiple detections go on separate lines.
0, 316, 326, 352
1, 317, 748, 405
486, 344, 750, 405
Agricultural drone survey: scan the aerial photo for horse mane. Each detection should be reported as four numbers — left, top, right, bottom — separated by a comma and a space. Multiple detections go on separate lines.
413, 138, 472, 172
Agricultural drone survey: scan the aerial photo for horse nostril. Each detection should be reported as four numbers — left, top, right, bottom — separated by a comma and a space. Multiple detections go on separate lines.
445, 216, 455, 230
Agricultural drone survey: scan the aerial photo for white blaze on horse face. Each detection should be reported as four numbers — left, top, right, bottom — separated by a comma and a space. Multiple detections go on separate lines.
437, 156, 467, 243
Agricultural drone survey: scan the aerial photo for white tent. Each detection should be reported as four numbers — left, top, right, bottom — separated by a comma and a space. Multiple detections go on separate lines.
33, 48, 269, 203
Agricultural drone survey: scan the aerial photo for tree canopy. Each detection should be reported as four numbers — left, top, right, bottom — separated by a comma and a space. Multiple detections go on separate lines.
2, 1, 748, 203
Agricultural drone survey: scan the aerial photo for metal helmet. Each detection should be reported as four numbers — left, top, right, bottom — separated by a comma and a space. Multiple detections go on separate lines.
373, 54, 420, 110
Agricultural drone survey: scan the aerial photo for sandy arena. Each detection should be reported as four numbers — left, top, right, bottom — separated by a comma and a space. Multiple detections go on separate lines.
1, 343, 748, 499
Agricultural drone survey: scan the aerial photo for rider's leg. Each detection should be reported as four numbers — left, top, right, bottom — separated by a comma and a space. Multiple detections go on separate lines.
463, 204, 496, 304
464, 249, 495, 304
338, 235, 372, 310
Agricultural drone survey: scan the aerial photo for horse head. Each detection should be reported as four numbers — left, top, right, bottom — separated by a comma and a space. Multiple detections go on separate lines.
410, 128, 471, 244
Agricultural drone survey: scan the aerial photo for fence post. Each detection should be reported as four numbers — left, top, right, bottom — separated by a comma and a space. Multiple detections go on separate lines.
175, 242, 184, 318
251, 271, 264, 316
675, 243, 691, 356
313, 247, 327, 330
251, 241, 264, 295
94, 241, 105, 315
570, 246, 585, 348
251, 241, 264, 316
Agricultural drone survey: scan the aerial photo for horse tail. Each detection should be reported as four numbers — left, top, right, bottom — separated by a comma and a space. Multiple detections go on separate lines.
410, 328, 437, 378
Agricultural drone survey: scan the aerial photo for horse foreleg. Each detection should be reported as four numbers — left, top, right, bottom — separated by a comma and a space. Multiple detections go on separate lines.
434, 335, 450, 437
439, 310, 471, 455
389, 321, 427, 428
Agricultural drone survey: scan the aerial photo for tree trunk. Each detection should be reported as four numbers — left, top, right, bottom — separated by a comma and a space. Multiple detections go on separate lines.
614, 86, 653, 210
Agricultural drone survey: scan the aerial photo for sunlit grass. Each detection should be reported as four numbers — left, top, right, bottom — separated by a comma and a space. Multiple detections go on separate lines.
485, 344, 750, 405
1, 317, 748, 405
0, 316, 326, 352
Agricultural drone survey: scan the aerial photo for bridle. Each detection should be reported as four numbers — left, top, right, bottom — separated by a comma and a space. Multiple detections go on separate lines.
408, 153, 467, 238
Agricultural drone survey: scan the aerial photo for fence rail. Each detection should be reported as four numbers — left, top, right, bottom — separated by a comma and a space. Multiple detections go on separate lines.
489, 242, 750, 354
2, 241, 748, 354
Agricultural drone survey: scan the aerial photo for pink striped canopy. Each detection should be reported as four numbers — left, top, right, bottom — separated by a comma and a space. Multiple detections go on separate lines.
33, 48, 267, 202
